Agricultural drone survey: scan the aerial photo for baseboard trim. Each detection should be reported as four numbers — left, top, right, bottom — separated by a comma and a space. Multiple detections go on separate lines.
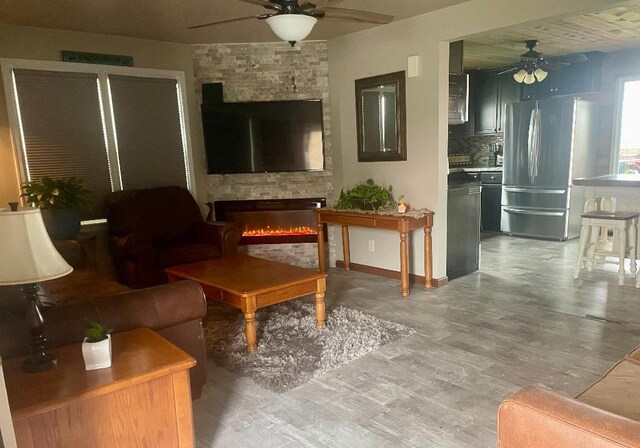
335, 260, 447, 288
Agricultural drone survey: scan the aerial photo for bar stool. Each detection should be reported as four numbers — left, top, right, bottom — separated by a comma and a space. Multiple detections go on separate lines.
573, 207, 638, 286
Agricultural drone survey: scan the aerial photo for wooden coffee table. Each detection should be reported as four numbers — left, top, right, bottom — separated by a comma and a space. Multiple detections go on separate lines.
165, 255, 327, 352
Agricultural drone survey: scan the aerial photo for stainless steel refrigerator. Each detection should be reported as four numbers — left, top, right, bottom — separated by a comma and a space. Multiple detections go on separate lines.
501, 97, 598, 240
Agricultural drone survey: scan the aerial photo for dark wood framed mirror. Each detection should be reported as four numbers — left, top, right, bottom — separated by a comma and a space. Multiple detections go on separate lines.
355, 71, 407, 162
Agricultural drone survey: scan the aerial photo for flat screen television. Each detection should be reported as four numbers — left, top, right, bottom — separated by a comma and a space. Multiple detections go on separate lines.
202, 99, 324, 174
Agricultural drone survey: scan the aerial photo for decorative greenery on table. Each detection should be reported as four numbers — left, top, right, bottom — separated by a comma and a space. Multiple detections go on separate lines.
335, 179, 402, 212
84, 319, 113, 343
20, 176, 88, 209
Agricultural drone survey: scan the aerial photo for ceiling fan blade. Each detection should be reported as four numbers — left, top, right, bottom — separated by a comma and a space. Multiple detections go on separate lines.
300, 0, 344, 8
553, 53, 589, 64
497, 67, 518, 76
236, 0, 272, 6
236, 0, 281, 10
188, 15, 259, 30
322, 7, 393, 24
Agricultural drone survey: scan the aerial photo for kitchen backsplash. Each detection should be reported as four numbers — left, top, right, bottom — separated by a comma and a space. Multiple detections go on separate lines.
449, 134, 504, 167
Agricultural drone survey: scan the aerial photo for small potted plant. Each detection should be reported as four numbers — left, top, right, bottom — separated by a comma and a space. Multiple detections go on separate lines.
20, 176, 89, 240
82, 319, 113, 371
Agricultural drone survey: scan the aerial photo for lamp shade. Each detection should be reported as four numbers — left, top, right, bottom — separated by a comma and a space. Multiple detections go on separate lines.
265, 15, 317, 43
513, 69, 527, 83
534, 67, 548, 82
523, 72, 536, 85
0, 208, 72, 285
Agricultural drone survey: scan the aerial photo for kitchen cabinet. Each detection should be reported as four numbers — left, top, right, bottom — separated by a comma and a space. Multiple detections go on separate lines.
466, 170, 503, 232
522, 53, 604, 100
447, 171, 480, 280
475, 71, 521, 135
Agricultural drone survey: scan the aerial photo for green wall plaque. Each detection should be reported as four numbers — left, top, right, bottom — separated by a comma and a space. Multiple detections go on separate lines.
61, 51, 134, 67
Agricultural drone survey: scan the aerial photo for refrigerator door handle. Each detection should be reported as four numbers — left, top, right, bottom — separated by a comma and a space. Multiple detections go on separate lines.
503, 207, 566, 217
503, 187, 567, 194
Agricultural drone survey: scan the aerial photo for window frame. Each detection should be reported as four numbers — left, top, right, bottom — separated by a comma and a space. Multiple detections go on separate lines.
0, 58, 197, 213
611, 75, 640, 174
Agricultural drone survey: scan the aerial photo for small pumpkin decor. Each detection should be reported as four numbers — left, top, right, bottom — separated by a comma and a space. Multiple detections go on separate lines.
20, 176, 89, 240
82, 320, 113, 371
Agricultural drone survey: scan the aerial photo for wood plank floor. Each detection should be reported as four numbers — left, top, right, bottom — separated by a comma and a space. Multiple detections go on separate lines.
193, 234, 640, 447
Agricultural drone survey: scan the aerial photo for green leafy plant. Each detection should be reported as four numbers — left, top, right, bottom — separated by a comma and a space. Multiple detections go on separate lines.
20, 176, 89, 209
335, 179, 397, 212
84, 319, 113, 343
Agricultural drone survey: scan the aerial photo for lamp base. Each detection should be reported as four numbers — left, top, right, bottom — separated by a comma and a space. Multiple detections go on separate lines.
21, 283, 58, 373
22, 352, 57, 373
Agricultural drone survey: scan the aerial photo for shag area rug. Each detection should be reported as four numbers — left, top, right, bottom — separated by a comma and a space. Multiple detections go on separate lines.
203, 300, 415, 392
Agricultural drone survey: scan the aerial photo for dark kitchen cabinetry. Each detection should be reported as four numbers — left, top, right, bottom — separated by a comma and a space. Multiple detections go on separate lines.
466, 171, 503, 232
522, 53, 604, 100
475, 71, 521, 135
447, 171, 480, 280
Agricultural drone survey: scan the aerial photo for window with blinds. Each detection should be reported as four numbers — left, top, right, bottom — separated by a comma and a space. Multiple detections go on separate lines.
108, 75, 188, 190
6, 62, 192, 221
12, 69, 112, 220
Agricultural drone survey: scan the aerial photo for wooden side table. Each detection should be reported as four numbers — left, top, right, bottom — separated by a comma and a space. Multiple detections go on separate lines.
4, 328, 196, 448
314, 209, 434, 297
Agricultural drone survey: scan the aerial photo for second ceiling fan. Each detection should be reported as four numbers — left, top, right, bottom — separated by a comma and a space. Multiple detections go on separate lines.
499, 40, 588, 84
189, 0, 394, 45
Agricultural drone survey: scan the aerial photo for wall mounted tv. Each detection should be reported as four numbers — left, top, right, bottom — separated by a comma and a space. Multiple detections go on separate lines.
202, 99, 325, 174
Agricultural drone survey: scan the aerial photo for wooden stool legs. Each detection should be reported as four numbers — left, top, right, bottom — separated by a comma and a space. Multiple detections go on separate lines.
574, 212, 639, 287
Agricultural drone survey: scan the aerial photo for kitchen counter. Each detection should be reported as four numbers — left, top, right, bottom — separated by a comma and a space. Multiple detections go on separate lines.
573, 174, 640, 187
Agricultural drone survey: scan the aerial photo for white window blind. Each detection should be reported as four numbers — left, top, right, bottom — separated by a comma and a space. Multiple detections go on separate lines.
108, 75, 188, 190
12, 69, 112, 220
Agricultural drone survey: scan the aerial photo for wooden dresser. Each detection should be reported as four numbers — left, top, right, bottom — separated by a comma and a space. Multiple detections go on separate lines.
4, 328, 196, 448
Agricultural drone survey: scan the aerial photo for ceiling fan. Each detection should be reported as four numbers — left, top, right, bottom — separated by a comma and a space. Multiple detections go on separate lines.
188, 0, 394, 46
499, 40, 588, 84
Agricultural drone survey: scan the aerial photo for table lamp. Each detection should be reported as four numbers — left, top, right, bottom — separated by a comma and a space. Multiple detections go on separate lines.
0, 207, 72, 372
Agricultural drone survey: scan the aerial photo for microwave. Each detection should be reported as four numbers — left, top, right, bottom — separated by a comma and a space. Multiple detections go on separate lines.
448, 73, 469, 125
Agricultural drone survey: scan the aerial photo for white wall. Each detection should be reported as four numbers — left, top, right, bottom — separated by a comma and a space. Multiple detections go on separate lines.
328, 0, 626, 280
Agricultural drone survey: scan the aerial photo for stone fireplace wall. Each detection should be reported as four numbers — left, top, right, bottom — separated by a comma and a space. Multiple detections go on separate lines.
191, 41, 335, 268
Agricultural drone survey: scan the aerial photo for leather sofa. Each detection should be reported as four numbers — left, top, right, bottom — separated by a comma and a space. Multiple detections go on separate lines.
105, 186, 240, 289
498, 345, 640, 447
0, 273, 209, 400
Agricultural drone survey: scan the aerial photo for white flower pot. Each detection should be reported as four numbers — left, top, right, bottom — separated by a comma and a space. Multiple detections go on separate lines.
82, 335, 112, 371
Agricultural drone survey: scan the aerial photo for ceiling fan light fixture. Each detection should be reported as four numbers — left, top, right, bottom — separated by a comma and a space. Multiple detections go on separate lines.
534, 67, 548, 82
523, 72, 536, 85
513, 69, 528, 83
265, 15, 317, 44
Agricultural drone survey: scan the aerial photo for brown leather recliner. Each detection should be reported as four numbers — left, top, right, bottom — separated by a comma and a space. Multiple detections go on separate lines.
105, 186, 240, 289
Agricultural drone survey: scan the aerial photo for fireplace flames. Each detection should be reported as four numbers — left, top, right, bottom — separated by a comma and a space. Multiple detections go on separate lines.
242, 225, 317, 237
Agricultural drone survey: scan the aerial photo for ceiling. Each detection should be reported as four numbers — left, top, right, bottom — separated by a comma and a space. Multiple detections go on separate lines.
0, 0, 471, 45
464, 2, 640, 69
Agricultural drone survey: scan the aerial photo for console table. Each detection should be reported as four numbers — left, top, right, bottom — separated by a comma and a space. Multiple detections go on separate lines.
314, 209, 434, 297
4, 328, 196, 448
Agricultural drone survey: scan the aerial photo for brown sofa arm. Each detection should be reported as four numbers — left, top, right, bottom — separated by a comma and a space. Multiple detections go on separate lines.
109, 233, 159, 288
498, 387, 640, 448
196, 220, 240, 256
42, 280, 208, 399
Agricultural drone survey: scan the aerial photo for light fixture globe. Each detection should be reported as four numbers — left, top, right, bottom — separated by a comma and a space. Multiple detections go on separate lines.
523, 72, 536, 85
266, 14, 317, 44
513, 69, 528, 83
534, 67, 548, 82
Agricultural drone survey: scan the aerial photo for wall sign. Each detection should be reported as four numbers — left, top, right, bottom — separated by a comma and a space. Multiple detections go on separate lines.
61, 51, 134, 67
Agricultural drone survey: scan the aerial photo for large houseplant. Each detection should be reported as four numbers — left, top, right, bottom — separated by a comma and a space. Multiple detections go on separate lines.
335, 179, 398, 212
20, 176, 89, 240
